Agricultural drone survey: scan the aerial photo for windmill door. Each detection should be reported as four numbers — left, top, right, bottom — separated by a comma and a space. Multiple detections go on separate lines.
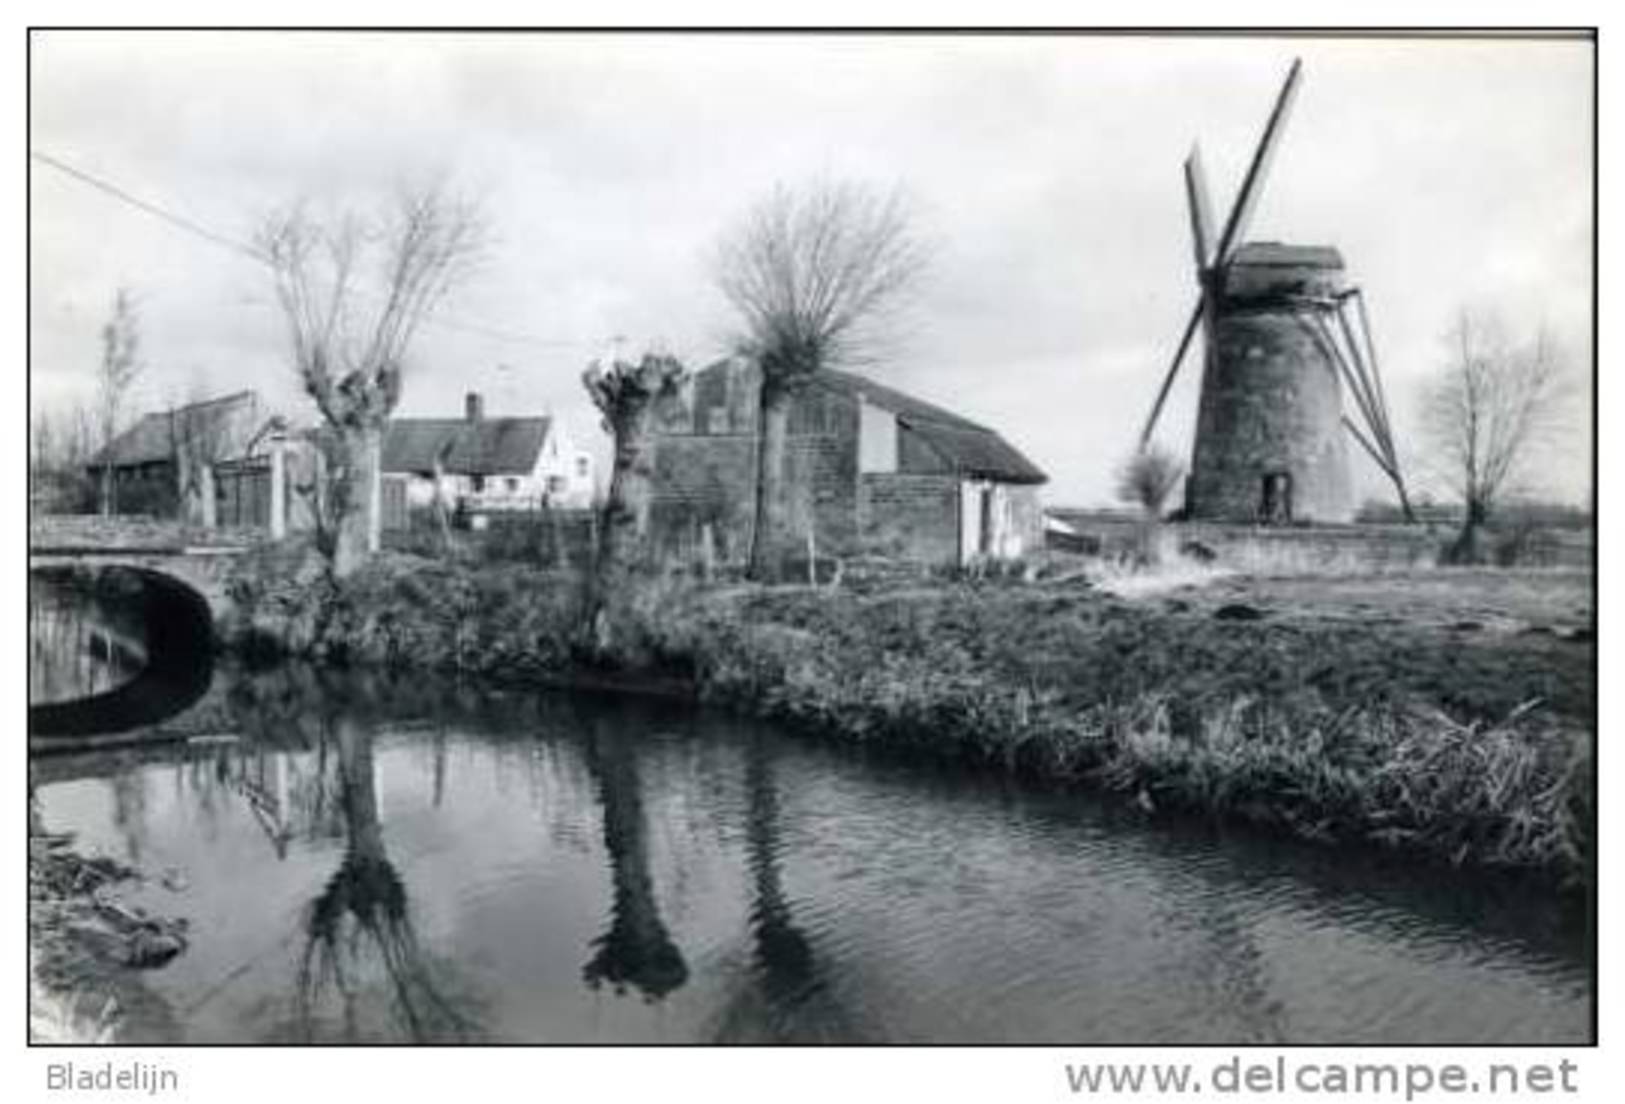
1260, 471, 1294, 525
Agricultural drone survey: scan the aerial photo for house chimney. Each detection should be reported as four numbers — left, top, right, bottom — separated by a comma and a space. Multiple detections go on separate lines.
465, 391, 484, 422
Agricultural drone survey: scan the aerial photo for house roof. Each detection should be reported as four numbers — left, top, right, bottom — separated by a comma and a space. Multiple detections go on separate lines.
381, 419, 464, 472
812, 368, 1047, 485
90, 391, 258, 469
382, 417, 551, 476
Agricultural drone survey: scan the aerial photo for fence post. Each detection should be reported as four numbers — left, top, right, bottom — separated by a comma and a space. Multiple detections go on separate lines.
199, 463, 218, 530
268, 432, 287, 540
699, 521, 716, 582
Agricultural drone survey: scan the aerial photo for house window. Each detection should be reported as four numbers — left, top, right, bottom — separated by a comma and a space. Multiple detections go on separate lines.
547, 475, 567, 494
706, 406, 730, 434
471, 474, 486, 493
506, 477, 520, 492
575, 457, 589, 477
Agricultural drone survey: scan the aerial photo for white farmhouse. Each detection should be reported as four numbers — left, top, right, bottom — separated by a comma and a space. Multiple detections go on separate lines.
381, 392, 596, 516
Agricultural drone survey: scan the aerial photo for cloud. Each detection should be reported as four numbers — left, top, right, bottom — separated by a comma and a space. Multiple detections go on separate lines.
29, 31, 1594, 506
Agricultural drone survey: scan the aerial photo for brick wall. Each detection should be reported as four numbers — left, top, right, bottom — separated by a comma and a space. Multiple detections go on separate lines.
652, 360, 1036, 569
1046, 512, 1593, 570
649, 434, 756, 564
651, 360, 865, 566
858, 473, 961, 564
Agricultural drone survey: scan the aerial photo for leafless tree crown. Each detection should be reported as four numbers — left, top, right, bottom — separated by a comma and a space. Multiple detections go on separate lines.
1420, 309, 1573, 519
1116, 445, 1185, 516
582, 353, 688, 431
257, 186, 484, 431
97, 287, 142, 449
715, 181, 927, 381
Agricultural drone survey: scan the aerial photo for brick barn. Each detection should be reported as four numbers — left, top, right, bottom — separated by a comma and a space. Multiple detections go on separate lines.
651, 358, 1047, 568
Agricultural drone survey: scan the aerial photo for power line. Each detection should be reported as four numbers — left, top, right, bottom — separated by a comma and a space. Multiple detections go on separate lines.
30, 148, 588, 352
32, 149, 265, 262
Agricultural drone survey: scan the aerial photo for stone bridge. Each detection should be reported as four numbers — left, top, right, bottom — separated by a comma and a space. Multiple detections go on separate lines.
29, 517, 256, 619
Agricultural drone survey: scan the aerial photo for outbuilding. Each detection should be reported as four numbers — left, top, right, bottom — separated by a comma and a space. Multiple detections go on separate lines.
651, 359, 1047, 568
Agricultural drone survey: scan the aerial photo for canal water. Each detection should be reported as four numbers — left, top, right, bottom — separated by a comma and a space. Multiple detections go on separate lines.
29, 570, 1593, 1044
29, 570, 148, 705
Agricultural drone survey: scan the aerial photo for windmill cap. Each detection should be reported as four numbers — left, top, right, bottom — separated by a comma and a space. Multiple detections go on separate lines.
1230, 242, 1345, 269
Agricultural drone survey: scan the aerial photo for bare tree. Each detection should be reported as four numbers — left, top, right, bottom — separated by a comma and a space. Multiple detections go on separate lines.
30, 408, 56, 508
715, 182, 928, 581
35, 401, 99, 513
582, 352, 688, 649
258, 187, 483, 577
1115, 445, 1185, 565
1421, 309, 1573, 564
1116, 445, 1185, 518
95, 288, 143, 516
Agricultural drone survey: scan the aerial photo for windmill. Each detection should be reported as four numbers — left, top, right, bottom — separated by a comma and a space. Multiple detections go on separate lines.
1137, 59, 1411, 525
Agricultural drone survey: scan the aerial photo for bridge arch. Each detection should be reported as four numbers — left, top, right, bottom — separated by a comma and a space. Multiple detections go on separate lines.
29, 561, 218, 743
27, 546, 243, 621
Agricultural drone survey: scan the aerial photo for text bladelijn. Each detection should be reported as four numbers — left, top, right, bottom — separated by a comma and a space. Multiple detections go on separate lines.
46, 1062, 179, 1095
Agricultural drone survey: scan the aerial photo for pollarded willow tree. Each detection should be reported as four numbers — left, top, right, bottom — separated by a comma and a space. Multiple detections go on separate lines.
714, 181, 928, 581
1421, 309, 1573, 564
258, 187, 483, 577
581, 352, 688, 650
583, 352, 689, 581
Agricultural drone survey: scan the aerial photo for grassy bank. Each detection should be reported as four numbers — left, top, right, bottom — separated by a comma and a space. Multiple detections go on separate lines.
29, 799, 189, 1043
219, 547, 1594, 883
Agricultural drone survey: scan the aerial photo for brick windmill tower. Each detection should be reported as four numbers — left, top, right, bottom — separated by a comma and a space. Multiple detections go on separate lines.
1138, 59, 1411, 525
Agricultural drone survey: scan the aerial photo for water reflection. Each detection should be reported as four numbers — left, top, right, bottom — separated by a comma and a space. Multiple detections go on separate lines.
580, 711, 689, 1002
295, 709, 477, 1042
708, 736, 860, 1043
29, 568, 214, 738
30, 663, 1592, 1045
29, 571, 147, 704
110, 773, 151, 866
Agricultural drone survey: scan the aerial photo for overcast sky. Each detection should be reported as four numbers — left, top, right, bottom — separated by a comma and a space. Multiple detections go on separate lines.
29, 31, 1593, 507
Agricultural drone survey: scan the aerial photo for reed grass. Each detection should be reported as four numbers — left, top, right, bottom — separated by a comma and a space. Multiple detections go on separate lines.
220, 551, 1593, 881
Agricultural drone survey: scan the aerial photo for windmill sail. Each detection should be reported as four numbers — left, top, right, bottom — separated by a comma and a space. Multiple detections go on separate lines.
1210, 58, 1303, 268
1138, 300, 1204, 449
1184, 145, 1217, 272
1138, 58, 1304, 449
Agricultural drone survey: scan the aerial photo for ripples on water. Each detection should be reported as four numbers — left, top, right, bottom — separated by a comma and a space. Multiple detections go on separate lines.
30, 661, 1592, 1046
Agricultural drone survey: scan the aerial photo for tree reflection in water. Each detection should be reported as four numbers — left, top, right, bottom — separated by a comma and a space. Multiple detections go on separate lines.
580, 714, 688, 1002
292, 691, 477, 1042
710, 736, 862, 1043
28, 571, 146, 705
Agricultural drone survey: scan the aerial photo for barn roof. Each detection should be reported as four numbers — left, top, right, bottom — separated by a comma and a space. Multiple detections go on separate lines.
382, 417, 551, 476
813, 368, 1047, 485
90, 391, 258, 468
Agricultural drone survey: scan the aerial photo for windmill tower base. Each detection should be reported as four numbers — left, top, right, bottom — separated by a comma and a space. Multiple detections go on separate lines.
1185, 297, 1354, 525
